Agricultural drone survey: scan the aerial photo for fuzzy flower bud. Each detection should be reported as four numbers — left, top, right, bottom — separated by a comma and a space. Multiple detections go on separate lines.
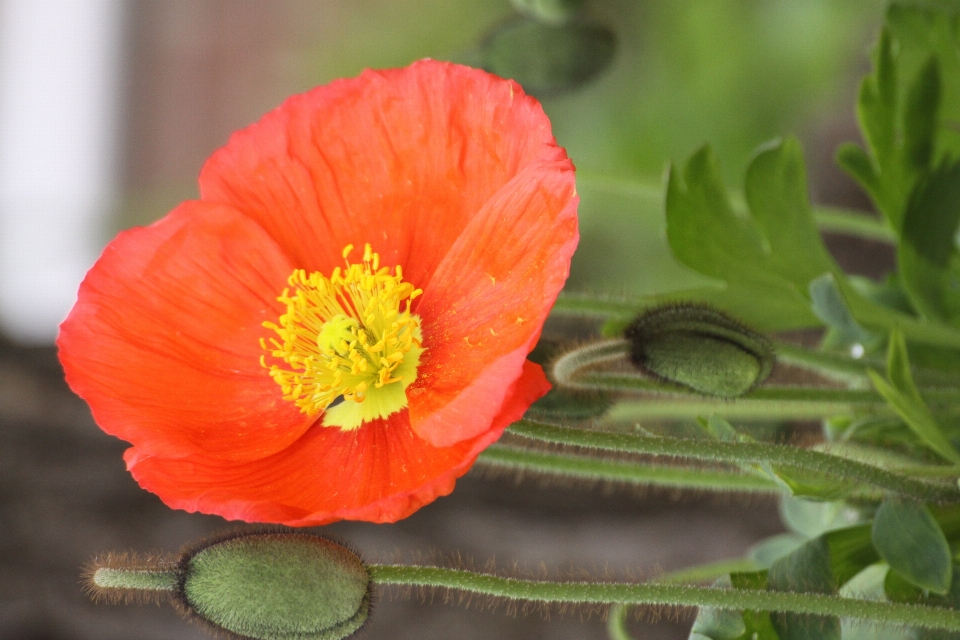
88, 531, 371, 640
624, 304, 774, 398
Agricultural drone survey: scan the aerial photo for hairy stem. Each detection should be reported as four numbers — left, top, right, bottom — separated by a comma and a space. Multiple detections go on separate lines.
92, 566, 179, 592
506, 420, 959, 503
369, 565, 960, 631
552, 339, 630, 384
476, 444, 781, 494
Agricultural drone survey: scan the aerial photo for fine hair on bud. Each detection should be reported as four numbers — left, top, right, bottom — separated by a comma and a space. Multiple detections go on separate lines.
85, 528, 372, 640
174, 529, 372, 640
624, 304, 774, 398
84, 551, 179, 605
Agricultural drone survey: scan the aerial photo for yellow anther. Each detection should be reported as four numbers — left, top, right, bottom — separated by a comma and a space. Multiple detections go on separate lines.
261, 244, 424, 430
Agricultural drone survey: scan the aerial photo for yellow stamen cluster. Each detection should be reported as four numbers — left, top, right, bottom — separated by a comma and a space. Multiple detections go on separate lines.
261, 244, 424, 430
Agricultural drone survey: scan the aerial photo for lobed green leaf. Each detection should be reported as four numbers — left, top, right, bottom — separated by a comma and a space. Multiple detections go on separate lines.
872, 498, 953, 595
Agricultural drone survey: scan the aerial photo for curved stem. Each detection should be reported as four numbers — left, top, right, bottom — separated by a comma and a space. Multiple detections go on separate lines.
507, 420, 959, 503
369, 565, 960, 631
606, 604, 633, 640
553, 340, 960, 414
476, 444, 782, 494
552, 339, 630, 388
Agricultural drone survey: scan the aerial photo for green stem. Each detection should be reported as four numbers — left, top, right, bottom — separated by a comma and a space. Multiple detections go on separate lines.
507, 420, 959, 503
606, 604, 633, 640
369, 565, 960, 631
551, 291, 654, 318
774, 342, 875, 385
92, 566, 179, 592
575, 171, 893, 243
476, 444, 781, 493
587, 372, 882, 403
552, 339, 630, 387
606, 399, 866, 421
812, 206, 896, 243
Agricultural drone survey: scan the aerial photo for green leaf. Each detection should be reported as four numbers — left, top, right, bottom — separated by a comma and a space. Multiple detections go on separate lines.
836, 274, 960, 349
769, 538, 837, 594
899, 160, 960, 325
836, 143, 878, 200
823, 524, 880, 588
841, 2, 960, 238
868, 329, 960, 463
760, 463, 863, 501
884, 566, 925, 603
844, 27, 914, 230
749, 534, 808, 570
886, 2, 960, 163
767, 538, 840, 640
689, 576, 748, 640
808, 273, 882, 351
779, 496, 861, 539
872, 498, 953, 594
885, 560, 960, 640
903, 57, 941, 172
842, 24, 941, 231
729, 571, 781, 640
664, 137, 960, 347
664, 139, 838, 331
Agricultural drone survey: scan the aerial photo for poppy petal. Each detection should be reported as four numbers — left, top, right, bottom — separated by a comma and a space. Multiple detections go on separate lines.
407, 151, 578, 447
197, 60, 558, 288
58, 202, 312, 461
124, 360, 548, 526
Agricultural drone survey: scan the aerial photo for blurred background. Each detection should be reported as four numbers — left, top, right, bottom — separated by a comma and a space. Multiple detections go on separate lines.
0, 1, 888, 639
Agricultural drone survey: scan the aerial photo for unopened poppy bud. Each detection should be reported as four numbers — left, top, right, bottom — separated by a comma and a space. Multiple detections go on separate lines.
624, 304, 774, 398
481, 18, 617, 96
88, 531, 372, 640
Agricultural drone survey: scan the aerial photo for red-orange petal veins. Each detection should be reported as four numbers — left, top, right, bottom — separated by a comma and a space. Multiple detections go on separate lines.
58, 60, 577, 525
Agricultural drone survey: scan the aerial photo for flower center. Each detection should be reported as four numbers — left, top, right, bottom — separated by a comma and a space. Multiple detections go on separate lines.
261, 244, 424, 430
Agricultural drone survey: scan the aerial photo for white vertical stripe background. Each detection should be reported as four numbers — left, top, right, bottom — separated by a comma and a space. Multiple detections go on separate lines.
0, 0, 123, 343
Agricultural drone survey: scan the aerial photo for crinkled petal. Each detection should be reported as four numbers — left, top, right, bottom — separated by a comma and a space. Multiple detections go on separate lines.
58, 201, 312, 461
125, 361, 549, 526
198, 60, 558, 288
408, 151, 578, 447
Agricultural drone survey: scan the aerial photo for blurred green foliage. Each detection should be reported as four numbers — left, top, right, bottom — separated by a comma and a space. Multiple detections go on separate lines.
125, 1, 886, 297
309, 0, 885, 296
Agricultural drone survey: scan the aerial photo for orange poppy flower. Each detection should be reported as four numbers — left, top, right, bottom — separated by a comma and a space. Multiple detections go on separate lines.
57, 60, 579, 526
